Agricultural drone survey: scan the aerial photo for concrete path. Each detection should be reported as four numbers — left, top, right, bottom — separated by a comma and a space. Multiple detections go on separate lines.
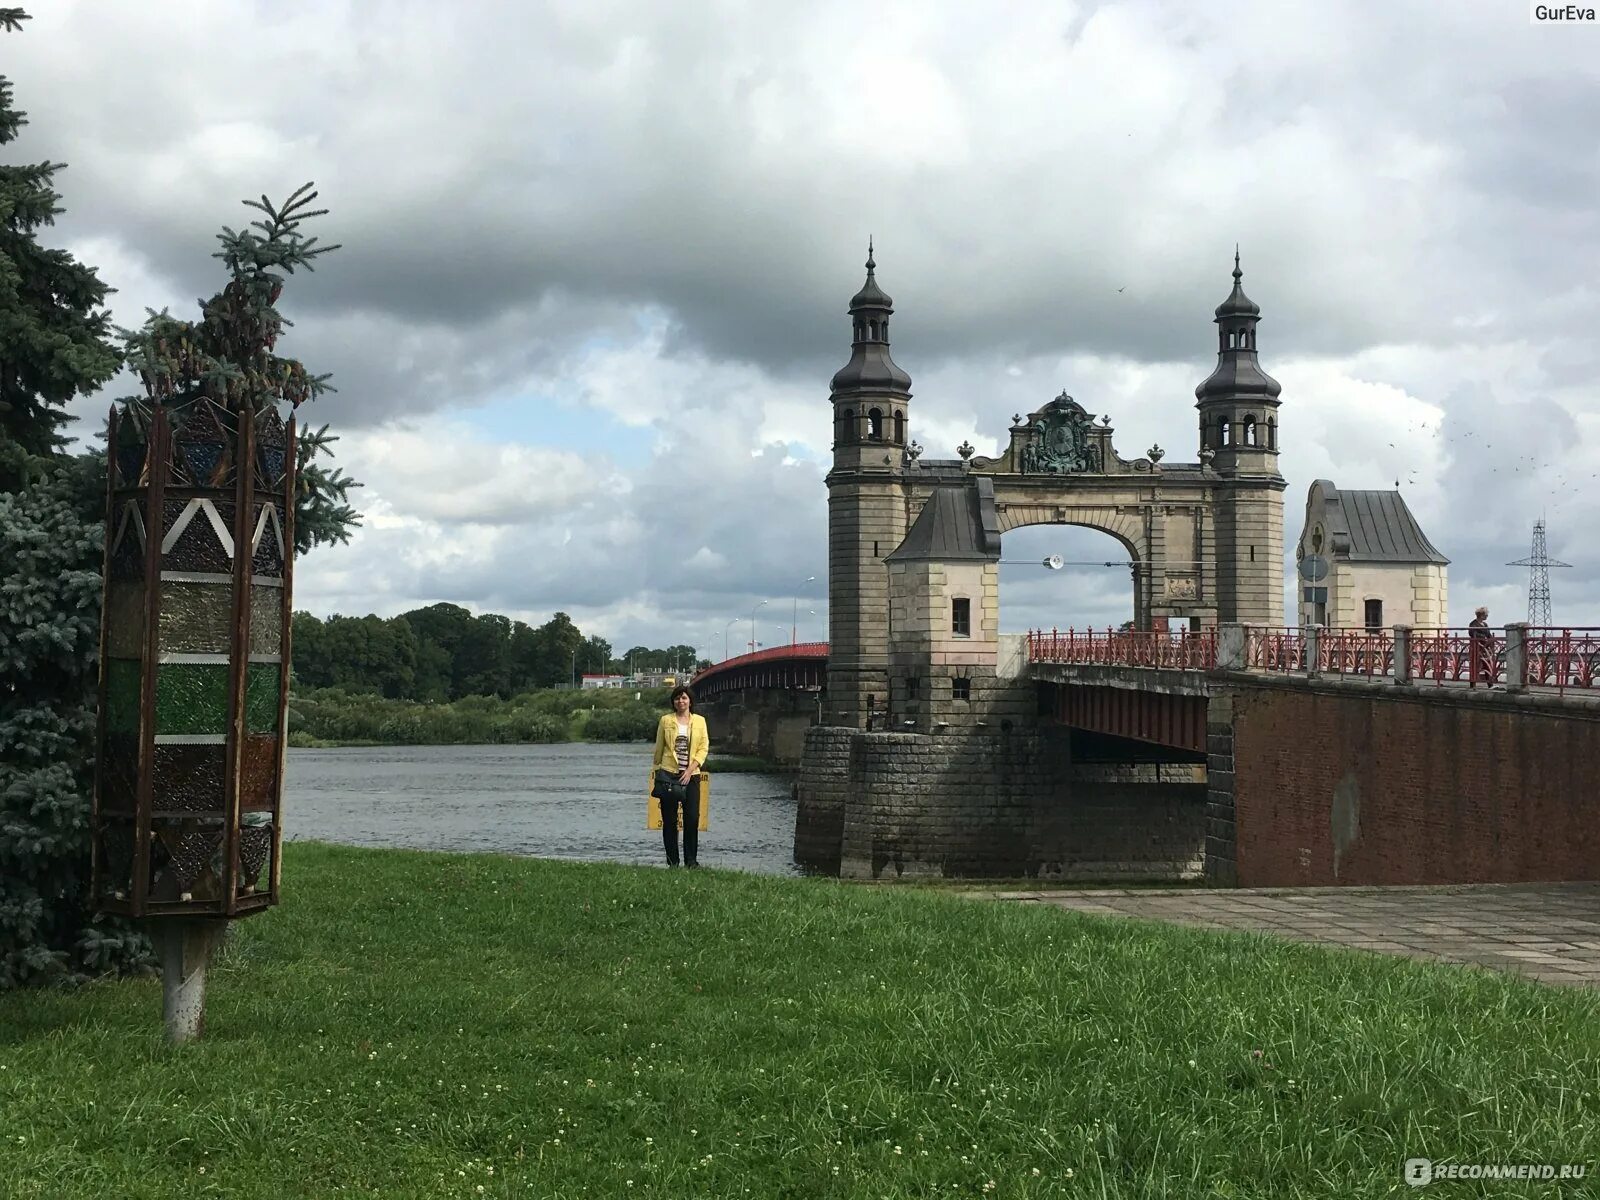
968, 882, 1600, 988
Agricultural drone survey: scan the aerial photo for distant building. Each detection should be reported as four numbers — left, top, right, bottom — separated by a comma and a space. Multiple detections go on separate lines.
1295, 480, 1449, 630
581, 674, 626, 689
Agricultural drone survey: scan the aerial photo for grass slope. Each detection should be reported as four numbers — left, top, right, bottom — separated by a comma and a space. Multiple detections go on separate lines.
2, 845, 1596, 1198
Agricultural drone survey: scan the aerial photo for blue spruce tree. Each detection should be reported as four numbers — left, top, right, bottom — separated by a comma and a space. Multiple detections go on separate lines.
0, 7, 146, 984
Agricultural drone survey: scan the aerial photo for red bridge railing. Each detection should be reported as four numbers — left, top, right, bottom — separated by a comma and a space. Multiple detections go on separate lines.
1028, 625, 1600, 694
1026, 627, 1218, 671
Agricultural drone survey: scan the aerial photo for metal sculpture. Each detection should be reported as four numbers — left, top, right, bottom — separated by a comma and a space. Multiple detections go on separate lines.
1020, 393, 1102, 474
96, 397, 294, 909
95, 397, 296, 1039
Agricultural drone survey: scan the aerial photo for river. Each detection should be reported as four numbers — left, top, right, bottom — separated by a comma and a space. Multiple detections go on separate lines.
282, 742, 801, 875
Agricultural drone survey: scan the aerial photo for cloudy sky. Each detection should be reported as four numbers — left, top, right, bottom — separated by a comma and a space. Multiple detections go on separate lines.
13, 0, 1600, 657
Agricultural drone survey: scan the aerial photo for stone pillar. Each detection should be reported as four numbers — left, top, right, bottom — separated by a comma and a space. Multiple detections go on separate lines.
1505, 623, 1529, 693
1392, 624, 1412, 685
1305, 624, 1323, 679
1215, 623, 1247, 672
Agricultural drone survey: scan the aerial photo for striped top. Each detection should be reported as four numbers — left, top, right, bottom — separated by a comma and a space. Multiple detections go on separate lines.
675, 720, 691, 771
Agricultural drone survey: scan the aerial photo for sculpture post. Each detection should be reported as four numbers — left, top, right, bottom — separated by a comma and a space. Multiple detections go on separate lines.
95, 400, 296, 1042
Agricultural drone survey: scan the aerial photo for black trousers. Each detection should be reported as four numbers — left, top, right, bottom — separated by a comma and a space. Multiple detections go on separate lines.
660, 777, 700, 866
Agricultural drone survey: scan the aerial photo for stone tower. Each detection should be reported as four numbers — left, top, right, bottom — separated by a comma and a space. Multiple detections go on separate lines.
826, 244, 912, 727
1195, 251, 1287, 624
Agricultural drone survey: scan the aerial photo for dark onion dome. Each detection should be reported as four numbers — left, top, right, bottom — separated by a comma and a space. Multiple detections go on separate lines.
1214, 248, 1260, 318
831, 240, 912, 394
850, 244, 893, 311
1195, 250, 1280, 401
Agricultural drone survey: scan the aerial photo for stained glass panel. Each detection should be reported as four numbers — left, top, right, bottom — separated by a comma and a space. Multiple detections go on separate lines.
178, 441, 225, 487
99, 820, 136, 898
151, 744, 226, 813
105, 659, 144, 736
240, 734, 279, 811
251, 501, 285, 576
158, 580, 234, 654
240, 820, 273, 890
151, 818, 224, 901
109, 504, 147, 582
250, 586, 283, 656
105, 582, 147, 659
245, 664, 281, 734
154, 662, 230, 736
115, 443, 146, 489
100, 732, 140, 814
163, 499, 233, 573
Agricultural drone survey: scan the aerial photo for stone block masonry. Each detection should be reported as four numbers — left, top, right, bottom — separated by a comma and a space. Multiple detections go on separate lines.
795, 725, 1206, 880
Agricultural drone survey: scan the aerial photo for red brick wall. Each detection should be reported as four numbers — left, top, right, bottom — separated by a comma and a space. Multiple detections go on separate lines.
1229, 681, 1600, 886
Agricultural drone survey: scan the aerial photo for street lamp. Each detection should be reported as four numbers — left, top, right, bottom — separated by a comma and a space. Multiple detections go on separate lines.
724, 617, 742, 661
749, 598, 768, 654
793, 575, 816, 644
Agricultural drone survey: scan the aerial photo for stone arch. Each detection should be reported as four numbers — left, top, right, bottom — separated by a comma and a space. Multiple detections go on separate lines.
990, 503, 1151, 630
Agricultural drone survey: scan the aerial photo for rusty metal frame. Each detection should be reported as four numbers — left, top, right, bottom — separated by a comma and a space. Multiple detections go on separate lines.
94, 401, 295, 921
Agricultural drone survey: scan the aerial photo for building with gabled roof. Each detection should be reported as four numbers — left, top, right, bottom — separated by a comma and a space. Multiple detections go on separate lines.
1295, 480, 1449, 630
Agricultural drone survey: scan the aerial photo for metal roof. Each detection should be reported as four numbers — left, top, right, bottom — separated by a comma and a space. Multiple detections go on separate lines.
885, 480, 1000, 563
1321, 482, 1450, 564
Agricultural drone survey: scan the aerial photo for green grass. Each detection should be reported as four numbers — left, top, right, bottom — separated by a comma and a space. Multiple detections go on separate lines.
2, 846, 1596, 1199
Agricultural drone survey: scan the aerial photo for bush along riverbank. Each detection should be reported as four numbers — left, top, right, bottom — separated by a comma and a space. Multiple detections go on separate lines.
2, 843, 1597, 1198
287, 685, 674, 747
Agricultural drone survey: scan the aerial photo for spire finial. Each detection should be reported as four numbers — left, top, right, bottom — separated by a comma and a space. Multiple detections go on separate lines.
866, 236, 875, 273
1233, 244, 1242, 281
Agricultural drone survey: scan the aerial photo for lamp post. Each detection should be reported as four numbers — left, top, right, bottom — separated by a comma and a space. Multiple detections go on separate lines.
793, 575, 815, 644
750, 598, 768, 654
571, 648, 577, 690
724, 617, 741, 661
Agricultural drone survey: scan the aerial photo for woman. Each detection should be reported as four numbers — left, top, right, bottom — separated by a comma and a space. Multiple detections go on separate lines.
653, 685, 709, 868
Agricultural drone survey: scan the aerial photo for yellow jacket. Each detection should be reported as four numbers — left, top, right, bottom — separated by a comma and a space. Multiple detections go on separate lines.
653, 712, 710, 776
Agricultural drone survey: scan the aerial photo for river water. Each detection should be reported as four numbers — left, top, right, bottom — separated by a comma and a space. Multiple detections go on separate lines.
282, 743, 801, 875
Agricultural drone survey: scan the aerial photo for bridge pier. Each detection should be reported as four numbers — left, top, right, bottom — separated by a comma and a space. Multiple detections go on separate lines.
796, 725, 1208, 881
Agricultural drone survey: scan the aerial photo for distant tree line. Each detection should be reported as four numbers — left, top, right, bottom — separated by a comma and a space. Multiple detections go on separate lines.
291, 602, 709, 702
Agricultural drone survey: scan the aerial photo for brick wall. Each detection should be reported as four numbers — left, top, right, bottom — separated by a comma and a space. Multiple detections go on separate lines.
1226, 678, 1600, 886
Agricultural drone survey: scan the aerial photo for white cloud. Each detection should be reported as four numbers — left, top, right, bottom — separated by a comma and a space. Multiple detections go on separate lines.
12, 0, 1600, 647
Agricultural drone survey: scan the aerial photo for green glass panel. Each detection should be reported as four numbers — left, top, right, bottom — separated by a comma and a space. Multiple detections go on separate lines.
246, 664, 281, 734
250, 585, 283, 656
154, 662, 230, 736
104, 582, 147, 659
158, 580, 234, 655
105, 659, 144, 735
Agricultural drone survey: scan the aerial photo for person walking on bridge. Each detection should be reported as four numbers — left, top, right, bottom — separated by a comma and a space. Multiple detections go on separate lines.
1468, 606, 1495, 687
653, 686, 709, 868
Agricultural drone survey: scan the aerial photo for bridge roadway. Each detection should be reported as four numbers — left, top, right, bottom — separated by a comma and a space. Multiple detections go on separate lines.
692, 624, 1600, 754
700, 624, 1599, 889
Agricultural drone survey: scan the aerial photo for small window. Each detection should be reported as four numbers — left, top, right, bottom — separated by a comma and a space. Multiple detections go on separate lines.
952, 597, 971, 638
1365, 599, 1383, 631
905, 676, 919, 701
894, 410, 905, 444
952, 677, 971, 702
867, 408, 883, 440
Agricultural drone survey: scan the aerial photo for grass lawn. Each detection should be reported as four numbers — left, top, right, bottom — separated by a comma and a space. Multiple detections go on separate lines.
2, 845, 1596, 1199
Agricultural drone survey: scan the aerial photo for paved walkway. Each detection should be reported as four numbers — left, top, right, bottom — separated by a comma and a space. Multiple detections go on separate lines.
969, 882, 1600, 988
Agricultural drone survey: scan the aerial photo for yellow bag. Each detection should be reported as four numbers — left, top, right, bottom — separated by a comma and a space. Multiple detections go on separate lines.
646, 771, 710, 831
